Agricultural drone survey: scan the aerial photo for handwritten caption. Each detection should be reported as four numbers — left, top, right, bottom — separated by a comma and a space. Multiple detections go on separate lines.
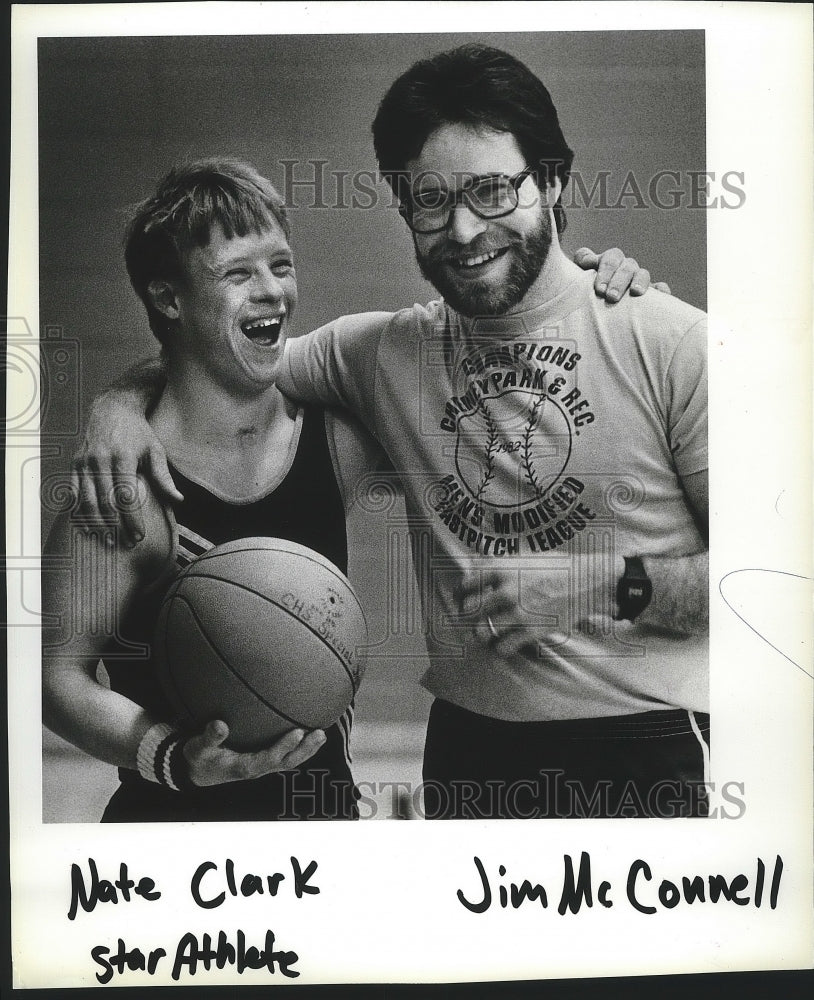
68, 856, 318, 983
456, 852, 784, 914
66, 850, 786, 983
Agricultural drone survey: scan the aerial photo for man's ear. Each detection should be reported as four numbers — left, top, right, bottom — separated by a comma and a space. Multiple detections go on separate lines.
544, 176, 563, 207
146, 279, 180, 321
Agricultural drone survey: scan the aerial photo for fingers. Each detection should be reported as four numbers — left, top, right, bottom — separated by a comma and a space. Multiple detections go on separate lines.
101, 466, 145, 549
462, 577, 515, 609
184, 722, 327, 787
475, 568, 508, 591
629, 267, 651, 297
254, 727, 326, 772
455, 567, 506, 608
460, 582, 508, 617
110, 463, 149, 547
74, 462, 100, 522
241, 727, 326, 778
69, 467, 80, 511
472, 610, 539, 657
593, 250, 657, 301
275, 729, 327, 771
183, 720, 233, 786
203, 719, 231, 747
652, 281, 672, 296
186, 719, 230, 756
479, 590, 518, 619
493, 626, 540, 661
602, 257, 640, 301
601, 252, 640, 302
592, 247, 625, 299
70, 453, 149, 547
573, 247, 599, 270
73, 459, 117, 546
147, 444, 184, 504
94, 467, 119, 524
476, 614, 500, 646
471, 592, 529, 646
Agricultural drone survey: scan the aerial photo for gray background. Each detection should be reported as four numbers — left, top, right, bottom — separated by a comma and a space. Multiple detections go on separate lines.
38, 30, 706, 818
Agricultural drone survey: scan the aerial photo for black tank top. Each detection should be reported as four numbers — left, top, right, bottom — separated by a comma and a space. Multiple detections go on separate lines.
171, 404, 348, 574
107, 405, 348, 716
100, 406, 358, 820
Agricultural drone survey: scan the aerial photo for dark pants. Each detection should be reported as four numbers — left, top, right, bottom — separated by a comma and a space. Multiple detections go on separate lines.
103, 723, 359, 822
422, 699, 710, 819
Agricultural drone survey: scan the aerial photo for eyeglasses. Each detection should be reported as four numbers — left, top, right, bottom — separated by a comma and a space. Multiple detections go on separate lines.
399, 165, 536, 234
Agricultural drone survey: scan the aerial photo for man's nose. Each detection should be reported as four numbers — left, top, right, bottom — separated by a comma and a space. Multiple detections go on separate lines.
446, 200, 487, 244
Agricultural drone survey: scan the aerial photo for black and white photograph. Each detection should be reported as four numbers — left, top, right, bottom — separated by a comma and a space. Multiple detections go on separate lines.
7, 1, 813, 990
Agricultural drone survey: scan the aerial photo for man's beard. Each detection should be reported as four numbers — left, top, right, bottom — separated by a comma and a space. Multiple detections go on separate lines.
415, 212, 553, 318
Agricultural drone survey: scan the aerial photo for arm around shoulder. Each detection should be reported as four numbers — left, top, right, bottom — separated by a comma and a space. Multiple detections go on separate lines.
278, 311, 392, 419
72, 354, 181, 544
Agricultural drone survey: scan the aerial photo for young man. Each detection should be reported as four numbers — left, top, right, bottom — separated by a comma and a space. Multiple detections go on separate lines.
43, 159, 382, 821
69, 49, 677, 820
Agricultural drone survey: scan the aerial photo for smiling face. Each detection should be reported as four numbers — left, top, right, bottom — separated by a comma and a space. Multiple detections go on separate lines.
156, 221, 297, 393
406, 123, 560, 318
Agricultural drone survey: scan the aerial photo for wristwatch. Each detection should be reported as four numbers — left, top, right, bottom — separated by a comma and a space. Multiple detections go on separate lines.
615, 556, 652, 622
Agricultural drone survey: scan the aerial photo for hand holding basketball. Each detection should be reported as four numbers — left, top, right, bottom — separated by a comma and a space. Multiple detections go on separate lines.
154, 537, 368, 751
183, 720, 327, 787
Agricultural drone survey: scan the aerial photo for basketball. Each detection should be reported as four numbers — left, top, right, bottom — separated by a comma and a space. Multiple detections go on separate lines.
152, 537, 367, 750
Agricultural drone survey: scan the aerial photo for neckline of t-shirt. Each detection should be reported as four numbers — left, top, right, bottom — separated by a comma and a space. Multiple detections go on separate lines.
447, 266, 594, 342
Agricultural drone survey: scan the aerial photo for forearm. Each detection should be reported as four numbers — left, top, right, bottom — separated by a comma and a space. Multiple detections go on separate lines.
97, 354, 168, 415
42, 511, 168, 770
278, 314, 387, 417
42, 660, 158, 770
276, 336, 350, 409
637, 550, 709, 634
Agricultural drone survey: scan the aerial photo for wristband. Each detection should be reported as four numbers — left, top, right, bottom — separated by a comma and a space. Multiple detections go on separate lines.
136, 722, 193, 792
136, 723, 175, 784
616, 555, 652, 622
167, 737, 195, 793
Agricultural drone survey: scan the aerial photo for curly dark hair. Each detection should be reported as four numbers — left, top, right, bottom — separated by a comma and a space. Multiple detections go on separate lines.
372, 44, 574, 233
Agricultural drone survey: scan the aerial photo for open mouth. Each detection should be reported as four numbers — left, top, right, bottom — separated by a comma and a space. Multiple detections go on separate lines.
241, 316, 283, 347
451, 246, 511, 271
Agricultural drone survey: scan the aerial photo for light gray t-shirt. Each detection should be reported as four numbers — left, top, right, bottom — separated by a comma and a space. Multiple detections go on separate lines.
279, 267, 708, 721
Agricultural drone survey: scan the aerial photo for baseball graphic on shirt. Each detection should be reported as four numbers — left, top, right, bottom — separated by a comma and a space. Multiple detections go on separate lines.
454, 389, 572, 508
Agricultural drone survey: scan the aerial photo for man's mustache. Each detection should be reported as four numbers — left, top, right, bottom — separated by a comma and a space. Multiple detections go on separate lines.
423, 236, 521, 266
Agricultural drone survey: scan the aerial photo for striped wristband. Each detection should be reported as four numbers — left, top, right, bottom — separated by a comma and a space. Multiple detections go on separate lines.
136, 722, 193, 792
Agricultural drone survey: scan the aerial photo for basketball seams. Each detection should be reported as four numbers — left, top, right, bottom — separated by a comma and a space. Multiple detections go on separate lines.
154, 537, 366, 749
167, 594, 311, 730
176, 575, 363, 691
179, 537, 368, 636
190, 541, 352, 589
